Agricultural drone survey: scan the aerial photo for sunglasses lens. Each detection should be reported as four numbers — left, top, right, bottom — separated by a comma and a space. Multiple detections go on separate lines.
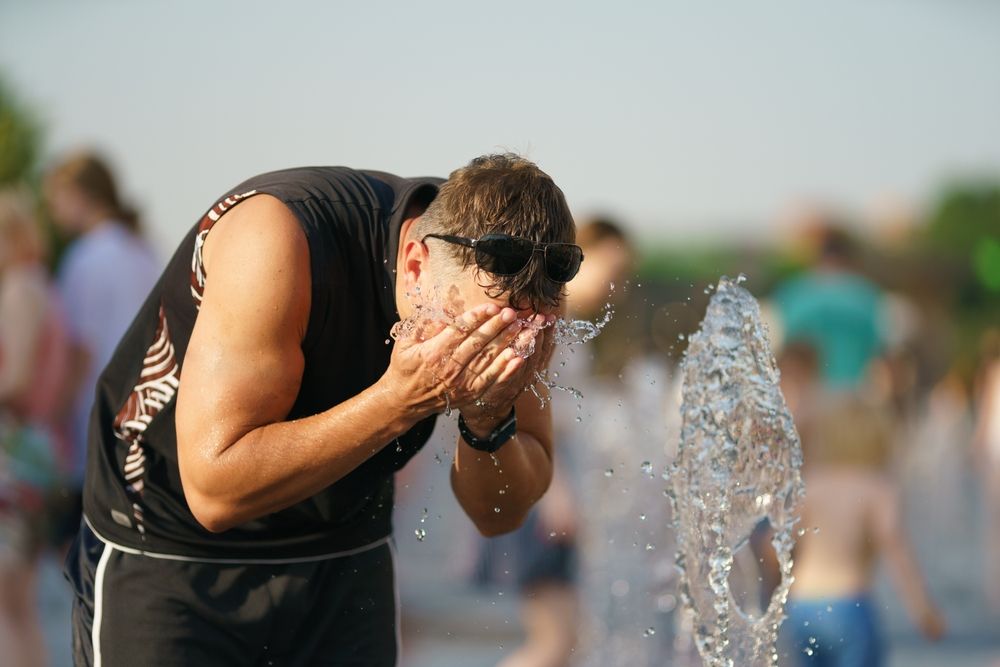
545, 245, 583, 282
475, 235, 534, 275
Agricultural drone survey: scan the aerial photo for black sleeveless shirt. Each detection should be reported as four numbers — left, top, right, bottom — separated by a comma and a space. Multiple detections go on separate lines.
82, 167, 441, 559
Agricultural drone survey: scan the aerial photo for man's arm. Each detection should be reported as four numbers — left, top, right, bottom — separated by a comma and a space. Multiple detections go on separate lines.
176, 196, 411, 531
176, 195, 526, 533
450, 328, 556, 537
451, 388, 554, 537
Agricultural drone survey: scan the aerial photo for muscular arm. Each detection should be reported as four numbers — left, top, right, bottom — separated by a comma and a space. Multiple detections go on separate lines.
175, 196, 417, 532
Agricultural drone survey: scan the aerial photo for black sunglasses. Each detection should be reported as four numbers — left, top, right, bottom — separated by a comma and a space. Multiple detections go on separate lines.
422, 233, 584, 283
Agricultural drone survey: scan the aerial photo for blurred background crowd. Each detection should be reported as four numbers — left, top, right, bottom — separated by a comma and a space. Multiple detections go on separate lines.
1, 1, 998, 666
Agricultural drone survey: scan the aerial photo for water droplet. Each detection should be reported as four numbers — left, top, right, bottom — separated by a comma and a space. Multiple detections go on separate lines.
414, 528, 426, 541
640, 460, 653, 476
645, 543, 655, 551
643, 627, 656, 637
494, 507, 501, 513
804, 647, 814, 656
384, 338, 391, 345
604, 468, 614, 478
639, 513, 647, 521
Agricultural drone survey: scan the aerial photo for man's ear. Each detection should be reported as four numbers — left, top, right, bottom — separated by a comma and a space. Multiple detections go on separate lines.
400, 235, 428, 296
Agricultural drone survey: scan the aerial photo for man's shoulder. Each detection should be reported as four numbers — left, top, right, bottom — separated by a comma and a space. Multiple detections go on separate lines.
228, 166, 373, 199
228, 167, 441, 207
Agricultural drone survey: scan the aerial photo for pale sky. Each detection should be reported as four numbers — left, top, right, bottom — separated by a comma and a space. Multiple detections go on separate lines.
2, 0, 999, 256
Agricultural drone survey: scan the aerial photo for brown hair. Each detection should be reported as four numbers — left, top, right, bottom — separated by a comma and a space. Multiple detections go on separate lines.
415, 153, 575, 310
47, 151, 140, 233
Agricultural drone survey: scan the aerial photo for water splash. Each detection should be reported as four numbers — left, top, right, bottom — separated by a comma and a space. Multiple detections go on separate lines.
666, 275, 804, 667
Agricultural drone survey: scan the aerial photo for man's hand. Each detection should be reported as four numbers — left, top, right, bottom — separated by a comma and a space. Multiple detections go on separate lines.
380, 304, 549, 425
458, 314, 556, 435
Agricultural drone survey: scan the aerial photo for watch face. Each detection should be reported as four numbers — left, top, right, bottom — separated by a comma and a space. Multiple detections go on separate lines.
498, 414, 517, 439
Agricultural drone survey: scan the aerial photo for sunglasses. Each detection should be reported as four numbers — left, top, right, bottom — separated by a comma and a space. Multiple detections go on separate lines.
421, 233, 584, 283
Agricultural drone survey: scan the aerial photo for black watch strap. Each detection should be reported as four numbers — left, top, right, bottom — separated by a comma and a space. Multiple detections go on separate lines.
457, 408, 517, 453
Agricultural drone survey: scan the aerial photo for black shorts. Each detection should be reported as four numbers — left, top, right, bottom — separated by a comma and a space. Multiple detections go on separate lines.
473, 509, 577, 592
65, 520, 399, 666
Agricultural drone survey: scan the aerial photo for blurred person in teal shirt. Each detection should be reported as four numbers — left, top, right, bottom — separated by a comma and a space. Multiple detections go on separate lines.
773, 226, 885, 391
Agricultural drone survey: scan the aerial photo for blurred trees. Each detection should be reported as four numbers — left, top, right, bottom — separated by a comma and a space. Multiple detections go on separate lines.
0, 76, 42, 186
925, 184, 1000, 297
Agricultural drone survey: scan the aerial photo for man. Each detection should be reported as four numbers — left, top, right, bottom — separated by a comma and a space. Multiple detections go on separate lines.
65, 154, 582, 666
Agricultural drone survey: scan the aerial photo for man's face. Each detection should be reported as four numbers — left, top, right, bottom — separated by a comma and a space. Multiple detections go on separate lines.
418, 259, 554, 325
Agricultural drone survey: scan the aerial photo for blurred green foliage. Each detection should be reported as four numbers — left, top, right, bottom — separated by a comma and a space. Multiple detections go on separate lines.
925, 183, 1000, 296
0, 76, 42, 186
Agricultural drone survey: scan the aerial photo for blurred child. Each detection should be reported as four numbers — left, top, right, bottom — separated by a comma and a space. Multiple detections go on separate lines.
784, 390, 945, 666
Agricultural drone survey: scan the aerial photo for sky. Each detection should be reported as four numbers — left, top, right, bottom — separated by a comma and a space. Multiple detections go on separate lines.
2, 0, 999, 256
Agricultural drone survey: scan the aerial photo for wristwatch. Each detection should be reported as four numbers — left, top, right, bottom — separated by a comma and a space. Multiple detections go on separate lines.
457, 408, 517, 453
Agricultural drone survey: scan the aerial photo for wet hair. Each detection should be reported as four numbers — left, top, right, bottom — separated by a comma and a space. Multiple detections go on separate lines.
46, 151, 141, 234
414, 153, 575, 310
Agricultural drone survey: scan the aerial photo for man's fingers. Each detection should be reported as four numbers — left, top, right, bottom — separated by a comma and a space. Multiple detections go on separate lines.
469, 347, 524, 399
447, 307, 520, 369
424, 303, 497, 349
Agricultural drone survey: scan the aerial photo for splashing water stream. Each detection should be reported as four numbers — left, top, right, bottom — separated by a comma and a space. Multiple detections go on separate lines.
666, 275, 804, 667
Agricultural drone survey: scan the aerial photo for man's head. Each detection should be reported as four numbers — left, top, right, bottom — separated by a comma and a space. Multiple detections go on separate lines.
399, 154, 577, 320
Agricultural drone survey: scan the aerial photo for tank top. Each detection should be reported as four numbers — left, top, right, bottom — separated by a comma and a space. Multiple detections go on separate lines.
83, 167, 441, 559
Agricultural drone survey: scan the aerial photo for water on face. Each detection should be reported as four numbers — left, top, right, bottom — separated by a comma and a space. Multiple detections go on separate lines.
389, 284, 616, 408
666, 275, 804, 667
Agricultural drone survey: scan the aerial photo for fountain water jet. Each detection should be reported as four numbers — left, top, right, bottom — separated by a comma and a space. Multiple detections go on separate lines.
666, 276, 804, 667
